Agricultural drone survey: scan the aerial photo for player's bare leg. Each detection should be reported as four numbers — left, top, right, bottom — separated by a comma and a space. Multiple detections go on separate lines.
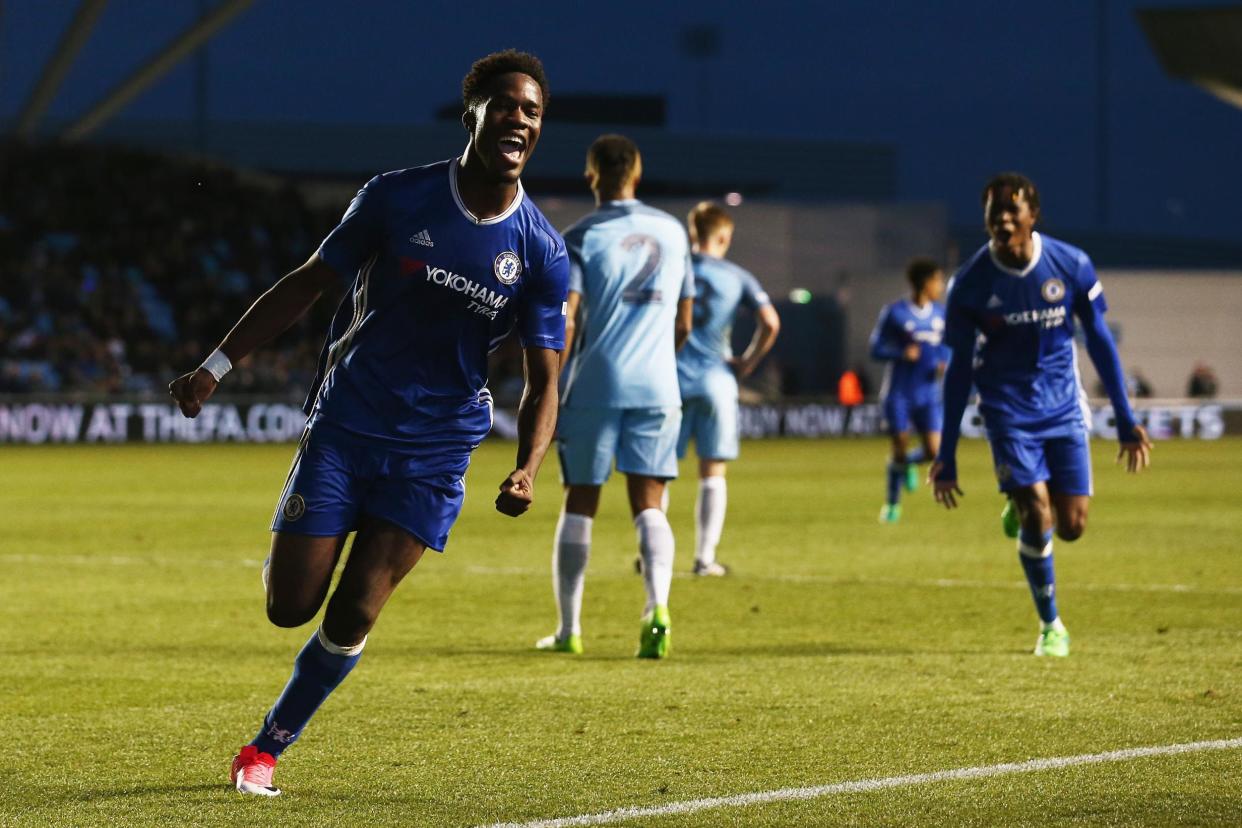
320, 516, 427, 647
233, 519, 426, 795
694, 459, 729, 575
1050, 492, 1090, 542
536, 485, 600, 654
1011, 482, 1069, 656
264, 533, 348, 628
627, 474, 673, 658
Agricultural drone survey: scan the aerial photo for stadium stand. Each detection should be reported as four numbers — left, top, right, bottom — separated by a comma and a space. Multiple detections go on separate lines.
0, 142, 336, 394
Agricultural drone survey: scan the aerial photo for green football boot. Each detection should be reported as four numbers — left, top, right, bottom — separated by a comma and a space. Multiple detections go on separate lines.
1034, 626, 1070, 657
904, 463, 920, 492
878, 503, 902, 524
637, 605, 671, 659
535, 633, 583, 655
1001, 498, 1021, 539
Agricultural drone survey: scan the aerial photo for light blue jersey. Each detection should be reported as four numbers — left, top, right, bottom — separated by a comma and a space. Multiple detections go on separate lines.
561, 200, 694, 409
677, 253, 771, 398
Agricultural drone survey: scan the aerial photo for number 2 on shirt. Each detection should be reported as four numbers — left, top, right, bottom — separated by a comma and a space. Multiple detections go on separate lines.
620, 234, 664, 304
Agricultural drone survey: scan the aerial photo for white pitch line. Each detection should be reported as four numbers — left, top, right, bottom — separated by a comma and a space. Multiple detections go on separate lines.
479, 737, 1242, 828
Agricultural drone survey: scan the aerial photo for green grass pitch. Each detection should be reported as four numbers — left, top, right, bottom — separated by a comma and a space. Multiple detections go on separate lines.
2, 438, 1240, 826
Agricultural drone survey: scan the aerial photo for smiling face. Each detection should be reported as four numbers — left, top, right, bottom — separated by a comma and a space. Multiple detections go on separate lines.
985, 185, 1038, 248
464, 72, 543, 183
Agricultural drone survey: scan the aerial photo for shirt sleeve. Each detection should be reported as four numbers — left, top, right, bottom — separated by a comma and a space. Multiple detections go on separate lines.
1070, 251, 1108, 322
933, 275, 979, 480
868, 305, 902, 361
941, 275, 978, 353
317, 175, 386, 280
740, 270, 772, 310
1072, 253, 1137, 441
679, 250, 696, 300
518, 234, 570, 350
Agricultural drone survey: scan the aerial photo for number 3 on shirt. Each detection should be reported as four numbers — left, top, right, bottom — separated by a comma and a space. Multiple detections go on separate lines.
620, 234, 664, 304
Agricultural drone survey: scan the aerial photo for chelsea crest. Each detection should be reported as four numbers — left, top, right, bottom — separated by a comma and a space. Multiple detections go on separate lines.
494, 251, 522, 285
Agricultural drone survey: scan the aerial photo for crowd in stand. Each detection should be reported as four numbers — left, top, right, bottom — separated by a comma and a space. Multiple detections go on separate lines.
0, 143, 337, 395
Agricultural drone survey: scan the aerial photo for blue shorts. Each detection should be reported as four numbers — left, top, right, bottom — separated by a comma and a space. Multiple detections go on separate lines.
988, 429, 1094, 496
270, 423, 468, 551
883, 394, 942, 436
678, 372, 740, 461
557, 406, 681, 486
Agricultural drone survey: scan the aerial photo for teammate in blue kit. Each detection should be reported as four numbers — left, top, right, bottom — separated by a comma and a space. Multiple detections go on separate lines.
675, 202, 780, 575
169, 51, 568, 795
869, 258, 948, 524
930, 173, 1151, 657
537, 135, 694, 658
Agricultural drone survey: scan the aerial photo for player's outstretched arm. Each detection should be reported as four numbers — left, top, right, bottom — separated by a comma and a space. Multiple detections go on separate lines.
169, 254, 341, 418
732, 304, 781, 378
496, 346, 560, 517
1081, 310, 1152, 472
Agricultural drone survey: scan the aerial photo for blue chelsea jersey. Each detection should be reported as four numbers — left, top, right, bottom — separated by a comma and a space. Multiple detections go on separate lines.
677, 253, 771, 397
306, 159, 569, 452
869, 299, 947, 404
945, 232, 1106, 438
560, 200, 694, 409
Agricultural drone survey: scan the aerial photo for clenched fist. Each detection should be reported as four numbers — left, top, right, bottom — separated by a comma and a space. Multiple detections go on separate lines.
495, 468, 534, 517
168, 368, 219, 418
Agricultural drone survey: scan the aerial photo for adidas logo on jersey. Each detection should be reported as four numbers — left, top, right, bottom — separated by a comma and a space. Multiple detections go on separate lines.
410, 229, 434, 247
987, 294, 1003, 308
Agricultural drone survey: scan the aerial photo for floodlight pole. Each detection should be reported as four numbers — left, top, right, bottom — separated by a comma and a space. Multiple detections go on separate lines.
14, 0, 110, 139
62, 0, 253, 142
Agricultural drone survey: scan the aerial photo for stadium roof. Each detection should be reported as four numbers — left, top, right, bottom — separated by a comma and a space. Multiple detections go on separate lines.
1138, 6, 1242, 109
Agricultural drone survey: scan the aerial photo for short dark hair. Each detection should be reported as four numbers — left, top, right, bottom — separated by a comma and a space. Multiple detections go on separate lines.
906, 256, 942, 291
462, 50, 549, 113
981, 172, 1040, 212
688, 201, 734, 245
586, 134, 641, 191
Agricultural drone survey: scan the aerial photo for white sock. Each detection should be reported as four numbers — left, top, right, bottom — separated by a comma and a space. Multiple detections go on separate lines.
660, 486, 670, 513
695, 476, 727, 565
553, 512, 592, 638
634, 508, 674, 614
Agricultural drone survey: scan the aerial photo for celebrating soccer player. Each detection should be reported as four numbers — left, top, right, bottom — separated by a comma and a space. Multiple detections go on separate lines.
674, 202, 780, 574
536, 135, 694, 658
168, 51, 568, 795
869, 257, 948, 524
930, 173, 1152, 657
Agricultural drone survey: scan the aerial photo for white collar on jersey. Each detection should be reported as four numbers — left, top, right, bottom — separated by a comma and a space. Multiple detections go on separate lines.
605, 199, 640, 207
905, 298, 935, 319
988, 231, 1043, 277
449, 157, 525, 225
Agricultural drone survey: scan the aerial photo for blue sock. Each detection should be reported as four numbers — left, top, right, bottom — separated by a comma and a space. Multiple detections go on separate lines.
905, 447, 926, 465
251, 628, 363, 758
885, 462, 904, 505
1017, 527, 1058, 624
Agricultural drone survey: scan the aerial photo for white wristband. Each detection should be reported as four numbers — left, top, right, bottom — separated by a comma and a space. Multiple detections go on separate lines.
200, 349, 233, 382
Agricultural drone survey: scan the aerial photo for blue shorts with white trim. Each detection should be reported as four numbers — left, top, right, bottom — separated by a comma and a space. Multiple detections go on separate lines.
988, 427, 1093, 496
270, 422, 471, 551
